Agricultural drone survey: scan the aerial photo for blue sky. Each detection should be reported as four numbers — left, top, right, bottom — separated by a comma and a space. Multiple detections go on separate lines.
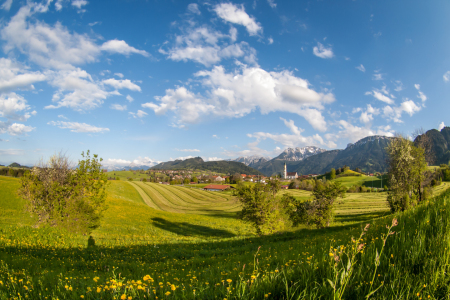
0, 0, 449, 168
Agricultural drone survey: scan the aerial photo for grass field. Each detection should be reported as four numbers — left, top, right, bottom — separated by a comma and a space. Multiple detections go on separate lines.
1, 175, 450, 299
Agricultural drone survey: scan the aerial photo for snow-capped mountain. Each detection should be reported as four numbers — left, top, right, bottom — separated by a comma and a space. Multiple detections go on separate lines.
273, 146, 327, 161
232, 155, 271, 166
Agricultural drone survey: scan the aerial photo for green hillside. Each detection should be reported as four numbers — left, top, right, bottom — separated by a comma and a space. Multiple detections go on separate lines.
151, 157, 264, 175
1, 175, 450, 299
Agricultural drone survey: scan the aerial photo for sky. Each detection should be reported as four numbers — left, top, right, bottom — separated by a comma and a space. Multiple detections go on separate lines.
0, 0, 449, 168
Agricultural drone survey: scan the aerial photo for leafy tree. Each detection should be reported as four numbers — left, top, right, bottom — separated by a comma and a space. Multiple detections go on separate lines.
192, 176, 198, 183
386, 135, 427, 212
234, 182, 288, 235
19, 151, 108, 234
183, 178, 190, 184
330, 168, 336, 180
289, 181, 346, 228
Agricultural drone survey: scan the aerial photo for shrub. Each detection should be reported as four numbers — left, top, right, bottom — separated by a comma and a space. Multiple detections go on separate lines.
19, 151, 108, 234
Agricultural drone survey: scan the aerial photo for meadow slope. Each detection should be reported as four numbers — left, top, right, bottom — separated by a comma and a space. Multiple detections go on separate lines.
1, 177, 450, 299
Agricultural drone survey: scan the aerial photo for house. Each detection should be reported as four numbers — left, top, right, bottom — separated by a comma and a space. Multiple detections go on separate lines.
203, 184, 232, 191
281, 185, 289, 189
286, 172, 298, 180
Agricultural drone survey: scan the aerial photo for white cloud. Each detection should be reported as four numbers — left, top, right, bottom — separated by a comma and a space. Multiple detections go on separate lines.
365, 89, 395, 105
372, 71, 384, 81
393, 80, 404, 92
114, 73, 124, 78
58, 114, 68, 119
0, 121, 34, 136
247, 117, 332, 149
45, 69, 110, 111
7, 122, 34, 135
1, 4, 148, 70
129, 110, 147, 118
100, 40, 149, 57
382, 99, 421, 123
176, 148, 200, 152
438, 122, 445, 131
47, 121, 109, 133
126, 95, 134, 102
313, 42, 334, 59
187, 3, 200, 15
172, 155, 195, 161
0, 58, 46, 93
110, 104, 127, 111
206, 157, 223, 161
212, 134, 219, 138
414, 84, 427, 102
143, 65, 334, 131
0, 93, 33, 121
444, 71, 450, 82
356, 64, 366, 72
160, 25, 256, 67
326, 120, 394, 143
102, 156, 160, 169
1, 0, 13, 11
71, 0, 88, 9
267, 0, 277, 8
268, 37, 274, 44
214, 3, 262, 36
103, 78, 141, 91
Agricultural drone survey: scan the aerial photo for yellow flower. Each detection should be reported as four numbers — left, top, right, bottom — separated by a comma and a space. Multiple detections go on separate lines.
97, 287, 101, 293
171, 284, 176, 291
80, 296, 84, 299
329, 253, 334, 257
69, 287, 73, 291
265, 294, 269, 298
65, 285, 69, 290
121, 295, 126, 300
128, 297, 132, 300
165, 291, 171, 296
226, 279, 232, 284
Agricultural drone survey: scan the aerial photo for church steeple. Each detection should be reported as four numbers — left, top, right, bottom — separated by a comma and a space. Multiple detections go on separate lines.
284, 162, 287, 179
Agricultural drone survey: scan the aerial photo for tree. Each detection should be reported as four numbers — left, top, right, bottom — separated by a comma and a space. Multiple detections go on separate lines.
330, 168, 336, 180
386, 135, 427, 212
19, 151, 108, 234
234, 182, 288, 235
289, 181, 346, 228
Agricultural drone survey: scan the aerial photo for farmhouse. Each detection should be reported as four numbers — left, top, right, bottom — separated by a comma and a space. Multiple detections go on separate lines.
203, 184, 232, 191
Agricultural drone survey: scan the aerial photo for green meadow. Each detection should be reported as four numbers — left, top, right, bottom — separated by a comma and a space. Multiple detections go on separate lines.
1, 175, 450, 299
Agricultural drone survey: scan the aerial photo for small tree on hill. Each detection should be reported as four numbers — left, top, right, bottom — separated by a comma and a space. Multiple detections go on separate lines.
330, 168, 336, 180
288, 181, 346, 228
19, 151, 108, 234
386, 135, 427, 212
234, 182, 289, 235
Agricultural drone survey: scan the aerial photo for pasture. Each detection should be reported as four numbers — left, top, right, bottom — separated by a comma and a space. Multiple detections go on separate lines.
1, 176, 450, 299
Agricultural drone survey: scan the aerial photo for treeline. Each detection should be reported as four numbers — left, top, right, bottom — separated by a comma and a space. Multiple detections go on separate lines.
0, 167, 29, 178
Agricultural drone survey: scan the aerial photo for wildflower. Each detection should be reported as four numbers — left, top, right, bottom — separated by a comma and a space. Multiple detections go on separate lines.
329, 253, 334, 257
80, 296, 84, 299
165, 291, 171, 296
97, 287, 101, 293
121, 295, 126, 300
265, 295, 269, 298
226, 279, 232, 284
171, 284, 176, 291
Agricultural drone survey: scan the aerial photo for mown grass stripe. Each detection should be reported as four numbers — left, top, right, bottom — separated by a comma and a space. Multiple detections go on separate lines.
127, 181, 160, 210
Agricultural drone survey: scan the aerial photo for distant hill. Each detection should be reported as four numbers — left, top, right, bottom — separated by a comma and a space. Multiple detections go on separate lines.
150, 157, 264, 175
7, 162, 31, 168
415, 127, 450, 165
253, 136, 393, 176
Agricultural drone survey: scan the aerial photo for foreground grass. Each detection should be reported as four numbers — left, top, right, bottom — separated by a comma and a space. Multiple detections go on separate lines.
1, 176, 450, 299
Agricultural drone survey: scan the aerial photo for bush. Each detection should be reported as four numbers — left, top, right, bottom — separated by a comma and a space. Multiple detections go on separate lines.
234, 182, 289, 235
290, 181, 346, 228
19, 151, 108, 234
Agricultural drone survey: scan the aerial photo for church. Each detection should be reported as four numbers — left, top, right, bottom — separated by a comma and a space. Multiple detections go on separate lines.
283, 162, 298, 180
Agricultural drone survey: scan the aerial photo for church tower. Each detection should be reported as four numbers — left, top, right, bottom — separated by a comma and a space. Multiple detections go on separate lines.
284, 162, 287, 179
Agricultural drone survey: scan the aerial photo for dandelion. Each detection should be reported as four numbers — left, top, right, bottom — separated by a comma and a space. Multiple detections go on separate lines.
226, 279, 232, 284
165, 291, 171, 296
171, 284, 176, 291
121, 295, 126, 300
